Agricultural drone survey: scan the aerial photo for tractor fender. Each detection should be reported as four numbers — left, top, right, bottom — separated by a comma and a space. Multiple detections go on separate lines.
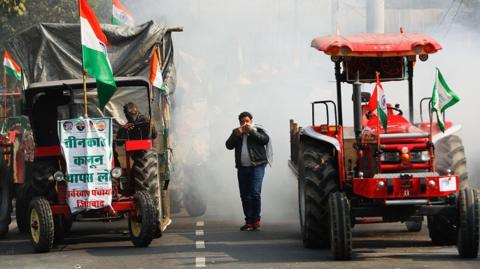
432, 124, 461, 144
300, 126, 340, 151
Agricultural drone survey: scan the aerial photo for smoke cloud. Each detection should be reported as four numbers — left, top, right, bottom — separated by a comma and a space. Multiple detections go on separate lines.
128, 0, 480, 222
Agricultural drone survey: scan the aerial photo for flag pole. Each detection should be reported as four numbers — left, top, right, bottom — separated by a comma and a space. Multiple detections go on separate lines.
83, 70, 88, 118
375, 71, 381, 174
78, 0, 88, 118
3, 69, 7, 118
429, 88, 435, 172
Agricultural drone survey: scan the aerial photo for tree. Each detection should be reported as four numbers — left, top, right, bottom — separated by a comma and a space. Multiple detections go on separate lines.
0, 0, 111, 48
0, 0, 26, 16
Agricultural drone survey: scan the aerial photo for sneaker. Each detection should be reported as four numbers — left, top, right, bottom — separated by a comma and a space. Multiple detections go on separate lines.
253, 220, 261, 231
161, 217, 172, 232
240, 223, 254, 231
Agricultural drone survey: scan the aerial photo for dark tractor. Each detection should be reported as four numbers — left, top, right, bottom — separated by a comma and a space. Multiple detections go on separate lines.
17, 77, 162, 252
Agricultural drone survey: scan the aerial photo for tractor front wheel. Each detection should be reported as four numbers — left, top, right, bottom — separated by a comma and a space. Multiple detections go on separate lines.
132, 150, 161, 239
28, 197, 54, 253
427, 215, 457, 245
456, 188, 479, 258
129, 191, 156, 247
329, 192, 352, 260
405, 220, 423, 232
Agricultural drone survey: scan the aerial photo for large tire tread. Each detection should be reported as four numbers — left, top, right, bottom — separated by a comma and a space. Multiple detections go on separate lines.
28, 197, 54, 253
298, 139, 338, 249
329, 192, 352, 260
129, 191, 156, 247
457, 188, 479, 258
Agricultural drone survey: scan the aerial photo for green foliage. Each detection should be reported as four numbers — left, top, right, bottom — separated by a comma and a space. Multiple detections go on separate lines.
0, 0, 26, 16
0, 0, 112, 48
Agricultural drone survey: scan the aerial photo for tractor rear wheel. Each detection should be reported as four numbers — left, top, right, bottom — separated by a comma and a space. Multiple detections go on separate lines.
329, 192, 352, 260
435, 135, 468, 188
298, 140, 338, 248
184, 184, 207, 217
456, 188, 479, 258
15, 184, 30, 233
169, 188, 183, 214
132, 150, 161, 236
405, 220, 423, 232
53, 215, 66, 244
0, 162, 12, 237
129, 191, 156, 247
28, 197, 54, 253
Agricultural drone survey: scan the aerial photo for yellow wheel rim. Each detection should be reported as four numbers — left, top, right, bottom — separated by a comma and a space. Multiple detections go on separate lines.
30, 208, 40, 244
130, 208, 142, 237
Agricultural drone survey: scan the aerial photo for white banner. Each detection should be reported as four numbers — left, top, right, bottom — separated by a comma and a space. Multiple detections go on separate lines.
58, 117, 113, 214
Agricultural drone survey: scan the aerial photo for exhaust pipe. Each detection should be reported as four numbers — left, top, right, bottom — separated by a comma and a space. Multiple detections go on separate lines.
353, 72, 362, 145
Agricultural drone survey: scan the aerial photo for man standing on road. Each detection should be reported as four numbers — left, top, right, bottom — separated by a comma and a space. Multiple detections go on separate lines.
226, 111, 270, 231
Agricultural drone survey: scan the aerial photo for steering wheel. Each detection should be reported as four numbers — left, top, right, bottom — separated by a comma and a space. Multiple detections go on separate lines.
388, 104, 403, 116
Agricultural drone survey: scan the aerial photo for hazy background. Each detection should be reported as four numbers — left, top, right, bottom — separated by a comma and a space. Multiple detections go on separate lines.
125, 0, 480, 222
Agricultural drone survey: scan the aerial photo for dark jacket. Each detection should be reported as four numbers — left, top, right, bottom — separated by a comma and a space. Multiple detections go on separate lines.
117, 114, 157, 142
225, 127, 269, 168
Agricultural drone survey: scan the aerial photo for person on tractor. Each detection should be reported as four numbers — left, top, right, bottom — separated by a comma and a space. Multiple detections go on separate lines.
117, 102, 158, 142
225, 111, 270, 231
115, 102, 170, 233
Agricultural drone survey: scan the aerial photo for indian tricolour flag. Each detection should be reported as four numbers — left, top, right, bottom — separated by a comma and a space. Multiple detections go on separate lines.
149, 48, 165, 92
79, 0, 116, 110
431, 67, 460, 132
367, 72, 388, 132
112, 0, 134, 27
3, 50, 21, 81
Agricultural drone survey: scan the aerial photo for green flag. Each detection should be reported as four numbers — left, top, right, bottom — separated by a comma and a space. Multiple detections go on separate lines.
0, 121, 8, 138
80, 0, 116, 110
431, 68, 460, 132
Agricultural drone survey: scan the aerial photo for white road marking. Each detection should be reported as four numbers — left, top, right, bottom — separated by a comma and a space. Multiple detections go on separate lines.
196, 257, 206, 267
196, 240, 205, 249
196, 220, 206, 266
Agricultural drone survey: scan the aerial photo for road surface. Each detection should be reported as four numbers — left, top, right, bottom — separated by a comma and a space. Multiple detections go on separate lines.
0, 212, 478, 269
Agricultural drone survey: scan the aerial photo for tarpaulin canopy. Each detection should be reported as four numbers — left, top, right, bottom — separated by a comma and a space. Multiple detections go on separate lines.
311, 33, 442, 57
5, 20, 176, 95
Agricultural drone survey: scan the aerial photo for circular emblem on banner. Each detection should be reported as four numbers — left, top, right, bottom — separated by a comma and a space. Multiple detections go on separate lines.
76, 121, 85, 131
63, 121, 73, 131
96, 121, 106, 131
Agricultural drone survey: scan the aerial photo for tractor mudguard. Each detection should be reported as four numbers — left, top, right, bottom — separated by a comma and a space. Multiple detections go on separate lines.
300, 126, 340, 151
432, 124, 461, 144
299, 126, 345, 185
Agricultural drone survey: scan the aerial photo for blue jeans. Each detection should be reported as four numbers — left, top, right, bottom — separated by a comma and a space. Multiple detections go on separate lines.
237, 164, 265, 223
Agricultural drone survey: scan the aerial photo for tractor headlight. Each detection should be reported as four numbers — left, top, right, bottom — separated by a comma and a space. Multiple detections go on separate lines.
380, 151, 400, 163
411, 151, 430, 163
111, 167, 123, 179
53, 171, 65, 182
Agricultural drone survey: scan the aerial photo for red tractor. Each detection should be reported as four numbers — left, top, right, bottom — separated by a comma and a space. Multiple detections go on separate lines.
289, 33, 479, 260
0, 91, 31, 237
